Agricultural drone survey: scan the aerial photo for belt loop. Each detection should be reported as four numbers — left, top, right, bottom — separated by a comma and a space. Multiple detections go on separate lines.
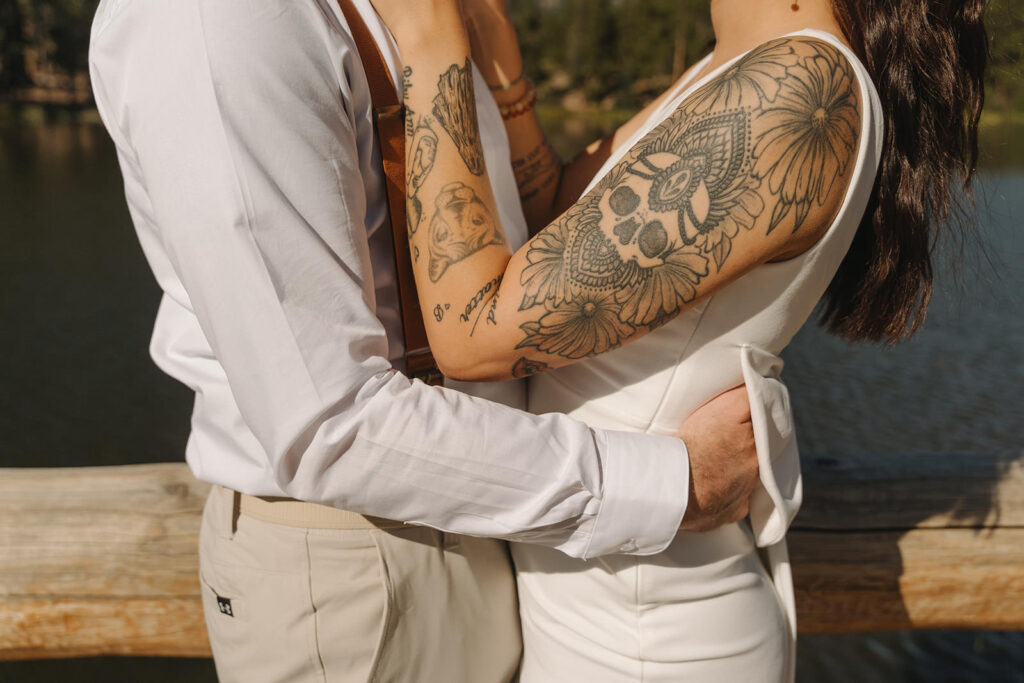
213, 486, 237, 541
230, 490, 241, 538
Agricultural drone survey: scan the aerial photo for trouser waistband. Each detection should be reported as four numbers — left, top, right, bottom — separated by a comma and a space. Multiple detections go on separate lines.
220, 486, 412, 530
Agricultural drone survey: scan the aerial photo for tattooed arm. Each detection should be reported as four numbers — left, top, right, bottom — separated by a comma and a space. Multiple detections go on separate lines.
383, 6, 516, 342
372, 4, 861, 381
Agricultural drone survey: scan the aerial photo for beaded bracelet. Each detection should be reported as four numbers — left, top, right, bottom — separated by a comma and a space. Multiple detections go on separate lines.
498, 80, 537, 121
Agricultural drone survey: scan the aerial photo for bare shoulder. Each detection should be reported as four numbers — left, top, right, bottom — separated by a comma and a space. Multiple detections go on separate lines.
494, 36, 867, 373
747, 37, 864, 245
620, 35, 864, 264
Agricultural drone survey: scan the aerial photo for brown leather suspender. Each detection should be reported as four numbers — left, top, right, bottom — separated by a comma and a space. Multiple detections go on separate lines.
336, 0, 441, 385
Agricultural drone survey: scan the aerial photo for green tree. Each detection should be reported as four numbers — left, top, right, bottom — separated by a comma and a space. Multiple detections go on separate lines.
986, 0, 1024, 112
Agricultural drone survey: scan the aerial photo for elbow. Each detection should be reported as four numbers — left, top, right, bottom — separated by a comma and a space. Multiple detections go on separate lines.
433, 351, 508, 383
435, 356, 485, 382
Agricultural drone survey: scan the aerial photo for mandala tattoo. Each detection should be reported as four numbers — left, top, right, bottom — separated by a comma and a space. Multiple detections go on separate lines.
433, 59, 486, 176
428, 182, 505, 282
514, 38, 860, 360
622, 108, 763, 269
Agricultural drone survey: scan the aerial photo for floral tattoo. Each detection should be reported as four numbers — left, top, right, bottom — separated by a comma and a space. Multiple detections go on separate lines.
753, 43, 860, 232
513, 38, 860, 364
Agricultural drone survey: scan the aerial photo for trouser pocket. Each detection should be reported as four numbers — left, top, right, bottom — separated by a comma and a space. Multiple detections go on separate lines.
198, 488, 331, 682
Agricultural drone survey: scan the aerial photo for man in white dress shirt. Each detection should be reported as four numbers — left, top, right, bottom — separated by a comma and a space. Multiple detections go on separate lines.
88, 0, 761, 680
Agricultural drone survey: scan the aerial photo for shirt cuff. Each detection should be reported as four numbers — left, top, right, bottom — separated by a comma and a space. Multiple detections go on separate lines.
582, 429, 690, 559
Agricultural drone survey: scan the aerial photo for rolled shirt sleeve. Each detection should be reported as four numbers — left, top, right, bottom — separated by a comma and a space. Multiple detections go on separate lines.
88, 0, 689, 558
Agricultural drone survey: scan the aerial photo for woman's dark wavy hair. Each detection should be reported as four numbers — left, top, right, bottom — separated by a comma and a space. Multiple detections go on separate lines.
823, 0, 988, 342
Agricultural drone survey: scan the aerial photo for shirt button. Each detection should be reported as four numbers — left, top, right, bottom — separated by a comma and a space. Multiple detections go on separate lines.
619, 539, 638, 553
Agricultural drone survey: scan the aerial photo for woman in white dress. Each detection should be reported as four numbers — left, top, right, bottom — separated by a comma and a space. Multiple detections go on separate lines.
368, 0, 986, 680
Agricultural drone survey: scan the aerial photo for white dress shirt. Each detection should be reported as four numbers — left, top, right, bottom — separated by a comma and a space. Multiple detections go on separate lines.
88, 0, 690, 558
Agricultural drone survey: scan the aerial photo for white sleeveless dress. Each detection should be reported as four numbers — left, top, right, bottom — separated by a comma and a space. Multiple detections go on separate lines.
516, 30, 884, 683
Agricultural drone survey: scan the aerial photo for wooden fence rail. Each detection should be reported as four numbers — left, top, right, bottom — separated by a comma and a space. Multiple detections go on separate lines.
1, 453, 1022, 660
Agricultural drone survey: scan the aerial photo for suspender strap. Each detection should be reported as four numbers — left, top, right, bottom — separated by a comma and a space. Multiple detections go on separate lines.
335, 0, 441, 384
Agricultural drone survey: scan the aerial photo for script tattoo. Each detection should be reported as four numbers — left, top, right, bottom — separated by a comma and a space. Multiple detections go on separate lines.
461, 275, 502, 335
433, 59, 486, 176
428, 182, 505, 282
402, 65, 414, 99
407, 115, 438, 236
515, 38, 860, 360
486, 296, 498, 326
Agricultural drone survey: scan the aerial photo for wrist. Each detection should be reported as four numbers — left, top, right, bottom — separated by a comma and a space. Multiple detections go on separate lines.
495, 79, 537, 122
390, 9, 468, 55
463, 11, 524, 89
490, 77, 531, 107
399, 40, 473, 84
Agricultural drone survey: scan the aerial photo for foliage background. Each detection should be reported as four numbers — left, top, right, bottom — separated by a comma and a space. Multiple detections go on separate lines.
1, 0, 1022, 120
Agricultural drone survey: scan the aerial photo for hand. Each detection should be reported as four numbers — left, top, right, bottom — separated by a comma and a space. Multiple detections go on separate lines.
677, 386, 759, 532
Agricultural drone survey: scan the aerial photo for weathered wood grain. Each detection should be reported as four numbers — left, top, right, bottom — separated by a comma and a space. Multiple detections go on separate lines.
1, 456, 1022, 659
791, 451, 1024, 633
798, 452, 1024, 530
0, 598, 210, 659
0, 465, 212, 660
791, 528, 1024, 633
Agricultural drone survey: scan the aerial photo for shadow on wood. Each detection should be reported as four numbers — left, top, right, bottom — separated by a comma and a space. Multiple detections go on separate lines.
1, 454, 1022, 659
792, 452, 1024, 633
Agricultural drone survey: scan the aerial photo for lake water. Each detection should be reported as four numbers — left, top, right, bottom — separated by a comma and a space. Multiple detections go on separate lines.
1, 119, 1021, 682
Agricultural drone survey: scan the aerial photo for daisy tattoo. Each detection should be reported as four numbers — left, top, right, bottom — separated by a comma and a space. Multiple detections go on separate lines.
513, 38, 860, 361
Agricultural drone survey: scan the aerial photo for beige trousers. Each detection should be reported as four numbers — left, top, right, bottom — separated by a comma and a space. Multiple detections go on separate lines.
198, 486, 521, 682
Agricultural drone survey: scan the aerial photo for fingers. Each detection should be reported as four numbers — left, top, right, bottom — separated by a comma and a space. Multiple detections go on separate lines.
719, 385, 752, 423
681, 384, 752, 436
677, 381, 760, 533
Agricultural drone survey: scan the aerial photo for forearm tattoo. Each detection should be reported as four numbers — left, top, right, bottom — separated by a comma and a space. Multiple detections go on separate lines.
512, 142, 561, 204
512, 39, 859, 365
460, 274, 502, 336
485, 296, 498, 327
403, 65, 505, 282
427, 181, 505, 282
407, 113, 438, 236
432, 59, 486, 176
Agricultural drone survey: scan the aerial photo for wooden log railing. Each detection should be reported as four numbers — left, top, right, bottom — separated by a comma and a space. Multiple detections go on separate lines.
1, 453, 1022, 660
